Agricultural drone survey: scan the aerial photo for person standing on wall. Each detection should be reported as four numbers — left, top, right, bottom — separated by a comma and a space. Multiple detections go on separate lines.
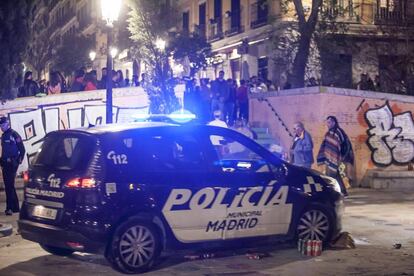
0, 117, 25, 216
210, 71, 230, 120
317, 116, 354, 196
290, 122, 314, 169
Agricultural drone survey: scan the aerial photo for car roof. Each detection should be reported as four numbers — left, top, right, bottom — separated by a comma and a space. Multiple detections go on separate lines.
50, 122, 234, 136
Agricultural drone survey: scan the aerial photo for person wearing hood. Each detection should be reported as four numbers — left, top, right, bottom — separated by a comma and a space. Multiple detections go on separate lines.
317, 116, 354, 196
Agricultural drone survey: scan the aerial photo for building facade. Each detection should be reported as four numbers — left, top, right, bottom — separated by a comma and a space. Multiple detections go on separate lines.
177, 0, 414, 91
26, 0, 132, 81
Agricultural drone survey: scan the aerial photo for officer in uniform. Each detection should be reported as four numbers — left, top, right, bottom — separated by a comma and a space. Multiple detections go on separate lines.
0, 117, 25, 215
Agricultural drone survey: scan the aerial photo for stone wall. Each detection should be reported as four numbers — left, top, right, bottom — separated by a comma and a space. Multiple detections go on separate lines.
250, 86, 414, 185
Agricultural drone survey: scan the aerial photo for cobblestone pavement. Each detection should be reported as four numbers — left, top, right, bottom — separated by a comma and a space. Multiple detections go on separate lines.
0, 188, 413, 276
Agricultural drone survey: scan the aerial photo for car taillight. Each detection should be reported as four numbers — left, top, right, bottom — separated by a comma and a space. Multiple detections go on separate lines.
23, 171, 29, 184
66, 178, 96, 189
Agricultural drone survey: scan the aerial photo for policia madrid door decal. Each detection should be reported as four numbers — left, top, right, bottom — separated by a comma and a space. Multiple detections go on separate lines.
162, 181, 293, 242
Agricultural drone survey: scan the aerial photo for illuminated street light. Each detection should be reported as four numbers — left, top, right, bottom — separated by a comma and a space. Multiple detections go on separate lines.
89, 51, 96, 61
110, 47, 118, 58
101, 0, 122, 124
155, 38, 166, 52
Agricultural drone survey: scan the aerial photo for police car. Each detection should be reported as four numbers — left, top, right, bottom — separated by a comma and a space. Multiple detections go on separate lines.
18, 122, 344, 274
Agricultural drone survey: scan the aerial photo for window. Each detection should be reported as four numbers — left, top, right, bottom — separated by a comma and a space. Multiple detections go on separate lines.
34, 135, 95, 171
209, 134, 270, 173
198, 3, 206, 37
182, 11, 190, 33
145, 134, 204, 171
258, 57, 268, 81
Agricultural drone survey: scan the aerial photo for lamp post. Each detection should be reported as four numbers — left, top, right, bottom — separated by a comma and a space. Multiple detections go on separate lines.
101, 0, 122, 124
89, 51, 96, 70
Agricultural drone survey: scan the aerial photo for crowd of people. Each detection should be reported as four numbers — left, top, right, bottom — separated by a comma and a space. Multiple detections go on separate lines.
16, 67, 146, 98
183, 70, 279, 125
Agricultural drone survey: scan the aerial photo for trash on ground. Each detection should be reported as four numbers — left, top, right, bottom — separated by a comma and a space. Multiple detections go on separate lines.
393, 243, 402, 249
330, 232, 356, 249
245, 251, 270, 260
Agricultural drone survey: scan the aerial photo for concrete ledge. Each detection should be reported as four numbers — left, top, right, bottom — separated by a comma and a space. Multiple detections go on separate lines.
362, 169, 414, 190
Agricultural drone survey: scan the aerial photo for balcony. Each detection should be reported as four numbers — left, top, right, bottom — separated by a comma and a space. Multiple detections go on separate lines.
322, 4, 360, 22
208, 17, 223, 42
79, 16, 92, 30
375, 0, 412, 25
250, 1, 269, 29
224, 10, 244, 37
52, 9, 76, 29
194, 24, 206, 38
375, 8, 409, 25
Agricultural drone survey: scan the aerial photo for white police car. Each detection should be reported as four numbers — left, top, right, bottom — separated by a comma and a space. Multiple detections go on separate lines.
19, 122, 344, 273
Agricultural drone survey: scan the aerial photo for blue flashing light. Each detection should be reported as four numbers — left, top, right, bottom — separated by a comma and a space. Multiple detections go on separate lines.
132, 109, 196, 123
169, 109, 196, 123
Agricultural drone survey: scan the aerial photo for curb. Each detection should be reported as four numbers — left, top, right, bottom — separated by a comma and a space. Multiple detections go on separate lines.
0, 223, 13, 238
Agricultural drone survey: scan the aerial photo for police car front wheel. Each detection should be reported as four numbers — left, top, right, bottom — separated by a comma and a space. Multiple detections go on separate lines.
296, 206, 333, 243
107, 218, 161, 274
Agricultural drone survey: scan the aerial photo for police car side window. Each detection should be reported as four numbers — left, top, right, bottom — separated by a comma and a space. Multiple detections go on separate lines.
146, 134, 204, 172
208, 134, 270, 173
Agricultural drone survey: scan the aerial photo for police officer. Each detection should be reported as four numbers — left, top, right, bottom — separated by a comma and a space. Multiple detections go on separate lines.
0, 117, 25, 215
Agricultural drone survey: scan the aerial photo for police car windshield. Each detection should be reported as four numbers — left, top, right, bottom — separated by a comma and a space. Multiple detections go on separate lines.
33, 133, 95, 171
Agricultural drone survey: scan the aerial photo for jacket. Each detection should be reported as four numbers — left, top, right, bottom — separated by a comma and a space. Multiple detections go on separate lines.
292, 130, 314, 168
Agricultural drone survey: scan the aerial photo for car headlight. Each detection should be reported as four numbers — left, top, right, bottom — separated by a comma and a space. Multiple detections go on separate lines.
320, 175, 342, 194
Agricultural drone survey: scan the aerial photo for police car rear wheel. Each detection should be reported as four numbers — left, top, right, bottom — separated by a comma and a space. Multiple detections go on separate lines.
107, 219, 161, 274
296, 207, 333, 243
40, 244, 74, 256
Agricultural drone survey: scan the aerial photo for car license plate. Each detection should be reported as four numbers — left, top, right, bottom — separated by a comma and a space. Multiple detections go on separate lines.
32, 206, 57, 220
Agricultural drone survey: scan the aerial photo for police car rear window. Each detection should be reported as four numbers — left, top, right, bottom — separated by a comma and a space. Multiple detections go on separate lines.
33, 133, 95, 171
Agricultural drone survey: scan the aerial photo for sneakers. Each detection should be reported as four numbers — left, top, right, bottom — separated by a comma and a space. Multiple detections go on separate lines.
5, 210, 13, 216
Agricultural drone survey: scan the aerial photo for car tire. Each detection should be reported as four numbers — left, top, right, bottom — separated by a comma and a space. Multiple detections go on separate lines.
106, 218, 161, 274
295, 205, 334, 244
40, 244, 74, 256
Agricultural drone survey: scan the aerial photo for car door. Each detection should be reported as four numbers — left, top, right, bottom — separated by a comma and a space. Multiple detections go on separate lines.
146, 128, 226, 243
202, 126, 293, 240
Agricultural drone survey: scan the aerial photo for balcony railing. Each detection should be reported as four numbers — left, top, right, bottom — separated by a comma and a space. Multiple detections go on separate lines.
322, 1, 359, 22
250, 1, 268, 29
79, 16, 92, 30
208, 17, 223, 42
224, 10, 244, 37
375, 0, 411, 25
52, 9, 76, 29
194, 24, 206, 38
375, 8, 407, 25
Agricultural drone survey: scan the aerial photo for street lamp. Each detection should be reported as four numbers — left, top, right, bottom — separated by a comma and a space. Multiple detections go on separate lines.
89, 51, 96, 70
89, 51, 96, 61
155, 38, 166, 52
110, 47, 118, 58
101, 0, 122, 124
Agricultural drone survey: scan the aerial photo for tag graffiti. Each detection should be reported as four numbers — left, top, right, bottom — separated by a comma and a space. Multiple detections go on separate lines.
365, 102, 414, 166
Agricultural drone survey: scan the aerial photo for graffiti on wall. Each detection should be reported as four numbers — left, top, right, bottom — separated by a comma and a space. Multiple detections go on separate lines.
7, 102, 148, 172
364, 101, 414, 166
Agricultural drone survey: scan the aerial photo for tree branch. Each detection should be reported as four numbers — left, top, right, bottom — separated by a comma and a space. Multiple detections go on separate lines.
308, 0, 323, 27
293, 0, 306, 26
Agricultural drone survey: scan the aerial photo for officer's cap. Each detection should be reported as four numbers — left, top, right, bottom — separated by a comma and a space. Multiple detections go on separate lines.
0, 117, 9, 125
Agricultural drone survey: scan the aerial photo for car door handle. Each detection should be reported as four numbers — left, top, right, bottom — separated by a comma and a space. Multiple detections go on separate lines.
222, 167, 235, 173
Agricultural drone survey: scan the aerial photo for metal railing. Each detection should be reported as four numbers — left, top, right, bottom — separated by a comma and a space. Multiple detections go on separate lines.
374, 0, 411, 25
250, 1, 268, 28
194, 24, 206, 38
224, 9, 244, 37
208, 17, 223, 42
